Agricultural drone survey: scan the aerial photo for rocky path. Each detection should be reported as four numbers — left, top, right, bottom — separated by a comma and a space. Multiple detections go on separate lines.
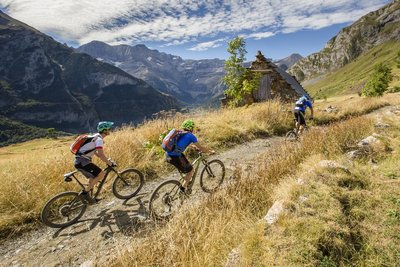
0, 136, 282, 267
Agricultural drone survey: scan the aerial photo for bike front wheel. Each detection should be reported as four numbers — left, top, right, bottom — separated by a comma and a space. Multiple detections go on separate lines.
112, 168, 145, 199
40, 191, 87, 228
285, 130, 298, 141
149, 180, 183, 220
200, 159, 225, 193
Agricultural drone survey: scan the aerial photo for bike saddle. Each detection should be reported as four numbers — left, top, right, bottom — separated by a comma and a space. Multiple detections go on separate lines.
63, 171, 77, 182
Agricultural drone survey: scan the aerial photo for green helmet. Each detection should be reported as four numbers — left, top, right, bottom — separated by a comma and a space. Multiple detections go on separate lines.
97, 121, 114, 133
181, 119, 195, 131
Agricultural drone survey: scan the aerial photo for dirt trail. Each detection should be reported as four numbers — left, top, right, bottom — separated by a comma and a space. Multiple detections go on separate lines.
0, 135, 281, 266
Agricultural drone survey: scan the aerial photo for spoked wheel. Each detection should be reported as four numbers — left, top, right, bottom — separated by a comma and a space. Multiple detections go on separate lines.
112, 168, 144, 199
285, 130, 298, 141
40, 191, 87, 228
200, 159, 225, 193
149, 180, 183, 220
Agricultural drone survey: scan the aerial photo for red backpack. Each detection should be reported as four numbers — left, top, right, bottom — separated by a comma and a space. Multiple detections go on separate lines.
70, 134, 98, 155
161, 129, 185, 153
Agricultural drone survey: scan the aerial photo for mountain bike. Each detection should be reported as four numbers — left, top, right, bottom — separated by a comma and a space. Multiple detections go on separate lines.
40, 164, 144, 228
149, 152, 225, 220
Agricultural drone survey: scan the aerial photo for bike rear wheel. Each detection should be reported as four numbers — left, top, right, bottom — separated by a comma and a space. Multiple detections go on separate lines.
112, 168, 144, 199
149, 180, 183, 220
200, 159, 225, 193
40, 191, 87, 228
285, 130, 298, 141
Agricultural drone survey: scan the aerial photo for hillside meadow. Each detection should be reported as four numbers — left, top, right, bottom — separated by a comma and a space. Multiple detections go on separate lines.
304, 41, 400, 99
0, 94, 398, 240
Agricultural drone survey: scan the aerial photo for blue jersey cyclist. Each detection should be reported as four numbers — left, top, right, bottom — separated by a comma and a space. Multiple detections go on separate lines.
165, 119, 215, 192
294, 95, 314, 135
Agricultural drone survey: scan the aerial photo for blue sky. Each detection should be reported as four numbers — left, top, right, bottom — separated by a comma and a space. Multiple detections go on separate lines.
0, 0, 392, 61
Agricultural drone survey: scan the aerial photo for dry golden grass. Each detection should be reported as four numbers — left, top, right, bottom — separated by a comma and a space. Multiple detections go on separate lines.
0, 94, 399, 239
231, 109, 400, 266
109, 116, 375, 266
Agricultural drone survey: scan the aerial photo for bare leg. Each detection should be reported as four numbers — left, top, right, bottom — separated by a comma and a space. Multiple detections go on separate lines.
298, 125, 305, 135
85, 171, 105, 192
182, 169, 194, 188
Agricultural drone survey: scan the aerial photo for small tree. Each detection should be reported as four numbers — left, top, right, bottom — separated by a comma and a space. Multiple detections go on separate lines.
361, 63, 393, 97
223, 36, 259, 106
47, 128, 57, 139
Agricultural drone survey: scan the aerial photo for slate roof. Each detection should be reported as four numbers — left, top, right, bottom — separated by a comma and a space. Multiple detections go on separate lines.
271, 62, 311, 100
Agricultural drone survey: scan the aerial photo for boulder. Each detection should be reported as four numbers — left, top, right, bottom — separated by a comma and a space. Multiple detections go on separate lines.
263, 200, 284, 225
318, 160, 350, 174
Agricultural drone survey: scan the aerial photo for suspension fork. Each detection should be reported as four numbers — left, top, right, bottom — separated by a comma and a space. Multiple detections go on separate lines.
202, 159, 214, 176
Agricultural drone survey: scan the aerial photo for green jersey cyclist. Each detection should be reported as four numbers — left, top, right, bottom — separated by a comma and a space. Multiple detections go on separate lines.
165, 119, 215, 193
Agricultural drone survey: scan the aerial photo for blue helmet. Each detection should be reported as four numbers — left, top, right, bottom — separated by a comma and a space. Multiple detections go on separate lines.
97, 121, 114, 133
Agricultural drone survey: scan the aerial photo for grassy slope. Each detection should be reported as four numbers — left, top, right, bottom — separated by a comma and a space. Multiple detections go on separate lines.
0, 95, 395, 238
0, 137, 72, 164
304, 41, 400, 99
1, 94, 399, 265
237, 108, 400, 266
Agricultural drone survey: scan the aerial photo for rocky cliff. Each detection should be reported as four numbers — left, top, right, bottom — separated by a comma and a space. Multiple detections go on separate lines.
289, 1, 400, 81
0, 11, 180, 133
77, 41, 226, 105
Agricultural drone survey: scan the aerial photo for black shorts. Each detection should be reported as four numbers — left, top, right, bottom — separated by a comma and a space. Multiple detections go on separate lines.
74, 161, 102, 178
166, 154, 193, 173
294, 110, 306, 125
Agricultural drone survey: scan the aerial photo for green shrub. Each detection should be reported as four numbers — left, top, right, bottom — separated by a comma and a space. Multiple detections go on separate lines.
361, 63, 393, 97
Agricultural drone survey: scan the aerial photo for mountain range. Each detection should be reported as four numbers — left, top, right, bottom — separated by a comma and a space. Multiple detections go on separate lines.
0, 11, 179, 135
77, 41, 226, 105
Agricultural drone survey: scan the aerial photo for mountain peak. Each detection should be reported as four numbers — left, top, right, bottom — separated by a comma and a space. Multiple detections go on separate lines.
81, 40, 112, 48
274, 53, 303, 71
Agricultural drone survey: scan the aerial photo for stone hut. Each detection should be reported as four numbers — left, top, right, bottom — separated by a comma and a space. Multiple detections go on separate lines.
221, 51, 310, 106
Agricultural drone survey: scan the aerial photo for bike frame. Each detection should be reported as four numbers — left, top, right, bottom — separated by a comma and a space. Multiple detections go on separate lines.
178, 153, 208, 191
65, 165, 118, 199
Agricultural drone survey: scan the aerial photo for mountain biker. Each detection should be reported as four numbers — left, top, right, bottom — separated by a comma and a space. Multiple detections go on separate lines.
294, 95, 314, 135
165, 119, 215, 193
74, 121, 116, 204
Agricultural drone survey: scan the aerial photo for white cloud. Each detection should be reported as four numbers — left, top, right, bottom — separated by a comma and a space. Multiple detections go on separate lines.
161, 39, 191, 47
243, 31, 275, 40
189, 38, 227, 51
0, 0, 391, 49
